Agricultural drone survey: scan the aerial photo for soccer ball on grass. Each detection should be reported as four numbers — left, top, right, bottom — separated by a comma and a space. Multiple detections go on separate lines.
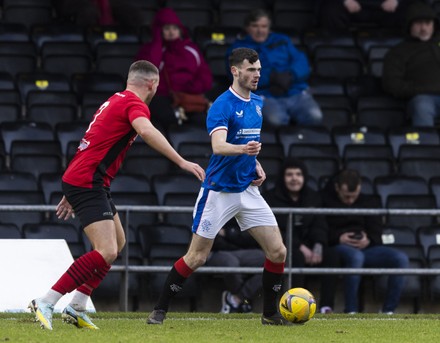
279, 287, 316, 324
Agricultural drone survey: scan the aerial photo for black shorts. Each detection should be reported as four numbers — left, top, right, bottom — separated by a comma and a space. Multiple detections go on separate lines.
62, 181, 117, 229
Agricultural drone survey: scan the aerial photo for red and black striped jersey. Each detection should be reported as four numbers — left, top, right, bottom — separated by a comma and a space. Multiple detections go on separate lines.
63, 90, 150, 188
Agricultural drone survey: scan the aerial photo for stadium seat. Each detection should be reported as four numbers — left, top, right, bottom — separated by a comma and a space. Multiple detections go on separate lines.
399, 158, 440, 183
0, 54, 36, 78
287, 144, 339, 160
71, 73, 125, 102
386, 195, 437, 232
110, 174, 151, 194
381, 225, 417, 246
398, 145, 440, 162
55, 122, 88, 159
374, 175, 429, 208
152, 173, 202, 205
344, 158, 394, 183
3, 5, 53, 28
0, 121, 55, 156
165, 0, 214, 34
11, 154, 63, 180
111, 192, 159, 229
0, 171, 38, 192
22, 222, 85, 258
277, 126, 332, 156
299, 157, 340, 182
163, 192, 197, 228
38, 172, 63, 204
417, 225, 440, 260
31, 24, 85, 50
16, 72, 71, 104
42, 54, 92, 79
168, 125, 211, 151
343, 145, 394, 163
0, 223, 22, 239
331, 125, 387, 157
272, 0, 316, 33
218, 0, 267, 28
387, 127, 440, 159
0, 191, 45, 230
120, 156, 173, 181
0, 23, 29, 43
429, 177, 440, 208
11, 140, 61, 160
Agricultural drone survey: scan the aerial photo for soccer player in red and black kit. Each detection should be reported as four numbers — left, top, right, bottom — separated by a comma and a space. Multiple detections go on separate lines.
28, 60, 205, 330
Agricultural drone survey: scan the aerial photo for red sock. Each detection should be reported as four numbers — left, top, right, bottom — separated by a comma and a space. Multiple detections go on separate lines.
52, 250, 107, 295
174, 257, 193, 278
77, 264, 111, 296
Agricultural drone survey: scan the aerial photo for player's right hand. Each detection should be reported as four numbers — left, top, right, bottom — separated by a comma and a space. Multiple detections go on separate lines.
244, 140, 262, 156
181, 161, 206, 182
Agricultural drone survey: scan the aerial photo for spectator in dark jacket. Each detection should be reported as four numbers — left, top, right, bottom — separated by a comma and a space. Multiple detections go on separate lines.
207, 221, 265, 313
382, 1, 440, 126
135, 8, 213, 132
263, 158, 340, 314
321, 169, 409, 314
227, 9, 322, 127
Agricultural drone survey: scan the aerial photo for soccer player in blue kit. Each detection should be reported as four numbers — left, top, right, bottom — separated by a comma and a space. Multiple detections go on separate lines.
147, 47, 289, 325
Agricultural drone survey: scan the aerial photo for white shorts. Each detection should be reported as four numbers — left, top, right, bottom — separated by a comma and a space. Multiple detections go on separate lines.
192, 185, 278, 239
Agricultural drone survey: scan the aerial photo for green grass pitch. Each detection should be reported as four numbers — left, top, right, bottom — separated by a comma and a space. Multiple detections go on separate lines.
0, 312, 438, 343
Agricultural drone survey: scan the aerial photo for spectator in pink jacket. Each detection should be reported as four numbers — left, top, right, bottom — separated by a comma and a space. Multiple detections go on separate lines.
136, 8, 213, 132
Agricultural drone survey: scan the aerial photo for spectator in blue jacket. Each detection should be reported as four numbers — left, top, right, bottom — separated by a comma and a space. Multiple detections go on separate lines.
227, 9, 322, 127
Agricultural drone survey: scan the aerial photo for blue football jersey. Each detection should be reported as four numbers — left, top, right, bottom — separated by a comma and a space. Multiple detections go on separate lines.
203, 87, 263, 192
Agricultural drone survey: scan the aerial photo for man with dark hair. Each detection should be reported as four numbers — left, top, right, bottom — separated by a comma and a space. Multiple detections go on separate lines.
147, 47, 290, 326
382, 1, 440, 126
263, 158, 340, 314
321, 169, 409, 314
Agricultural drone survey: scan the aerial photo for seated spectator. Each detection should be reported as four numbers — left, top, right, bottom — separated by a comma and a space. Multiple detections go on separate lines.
55, 0, 142, 27
263, 158, 340, 314
227, 9, 323, 127
318, 0, 408, 34
382, 1, 440, 126
207, 222, 265, 313
136, 8, 213, 132
321, 169, 409, 314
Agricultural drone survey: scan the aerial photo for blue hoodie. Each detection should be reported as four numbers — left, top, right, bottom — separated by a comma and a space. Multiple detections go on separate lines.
227, 32, 311, 98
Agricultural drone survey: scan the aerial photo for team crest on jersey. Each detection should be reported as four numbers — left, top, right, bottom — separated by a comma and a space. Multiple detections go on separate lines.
256, 105, 262, 117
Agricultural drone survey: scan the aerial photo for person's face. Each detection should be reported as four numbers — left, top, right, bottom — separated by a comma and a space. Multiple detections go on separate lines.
410, 19, 434, 41
335, 183, 361, 206
162, 24, 181, 41
284, 168, 304, 194
233, 59, 261, 91
246, 16, 271, 43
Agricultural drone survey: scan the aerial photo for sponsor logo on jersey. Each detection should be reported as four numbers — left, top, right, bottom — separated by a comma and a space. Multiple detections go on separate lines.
256, 105, 262, 117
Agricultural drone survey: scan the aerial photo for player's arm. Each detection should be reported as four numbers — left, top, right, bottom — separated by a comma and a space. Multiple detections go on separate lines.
131, 116, 205, 181
211, 129, 261, 156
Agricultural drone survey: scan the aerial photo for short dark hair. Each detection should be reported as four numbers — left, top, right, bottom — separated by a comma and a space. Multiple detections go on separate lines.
335, 169, 361, 192
228, 48, 259, 68
244, 8, 271, 27
128, 60, 158, 77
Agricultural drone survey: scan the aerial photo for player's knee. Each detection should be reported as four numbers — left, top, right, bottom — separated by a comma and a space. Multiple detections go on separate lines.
267, 244, 287, 263
99, 248, 119, 264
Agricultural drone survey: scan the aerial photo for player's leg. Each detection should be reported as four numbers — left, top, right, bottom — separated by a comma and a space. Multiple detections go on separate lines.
148, 188, 238, 324
64, 212, 126, 329
237, 186, 288, 325
147, 234, 214, 324
29, 185, 118, 330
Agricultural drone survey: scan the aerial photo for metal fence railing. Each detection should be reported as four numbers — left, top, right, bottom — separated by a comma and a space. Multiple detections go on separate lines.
1, 205, 440, 311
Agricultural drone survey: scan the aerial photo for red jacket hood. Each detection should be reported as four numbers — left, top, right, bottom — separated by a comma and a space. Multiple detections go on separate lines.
152, 7, 189, 39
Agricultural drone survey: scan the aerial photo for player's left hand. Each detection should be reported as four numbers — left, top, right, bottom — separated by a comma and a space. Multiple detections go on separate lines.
251, 160, 266, 186
56, 196, 75, 220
